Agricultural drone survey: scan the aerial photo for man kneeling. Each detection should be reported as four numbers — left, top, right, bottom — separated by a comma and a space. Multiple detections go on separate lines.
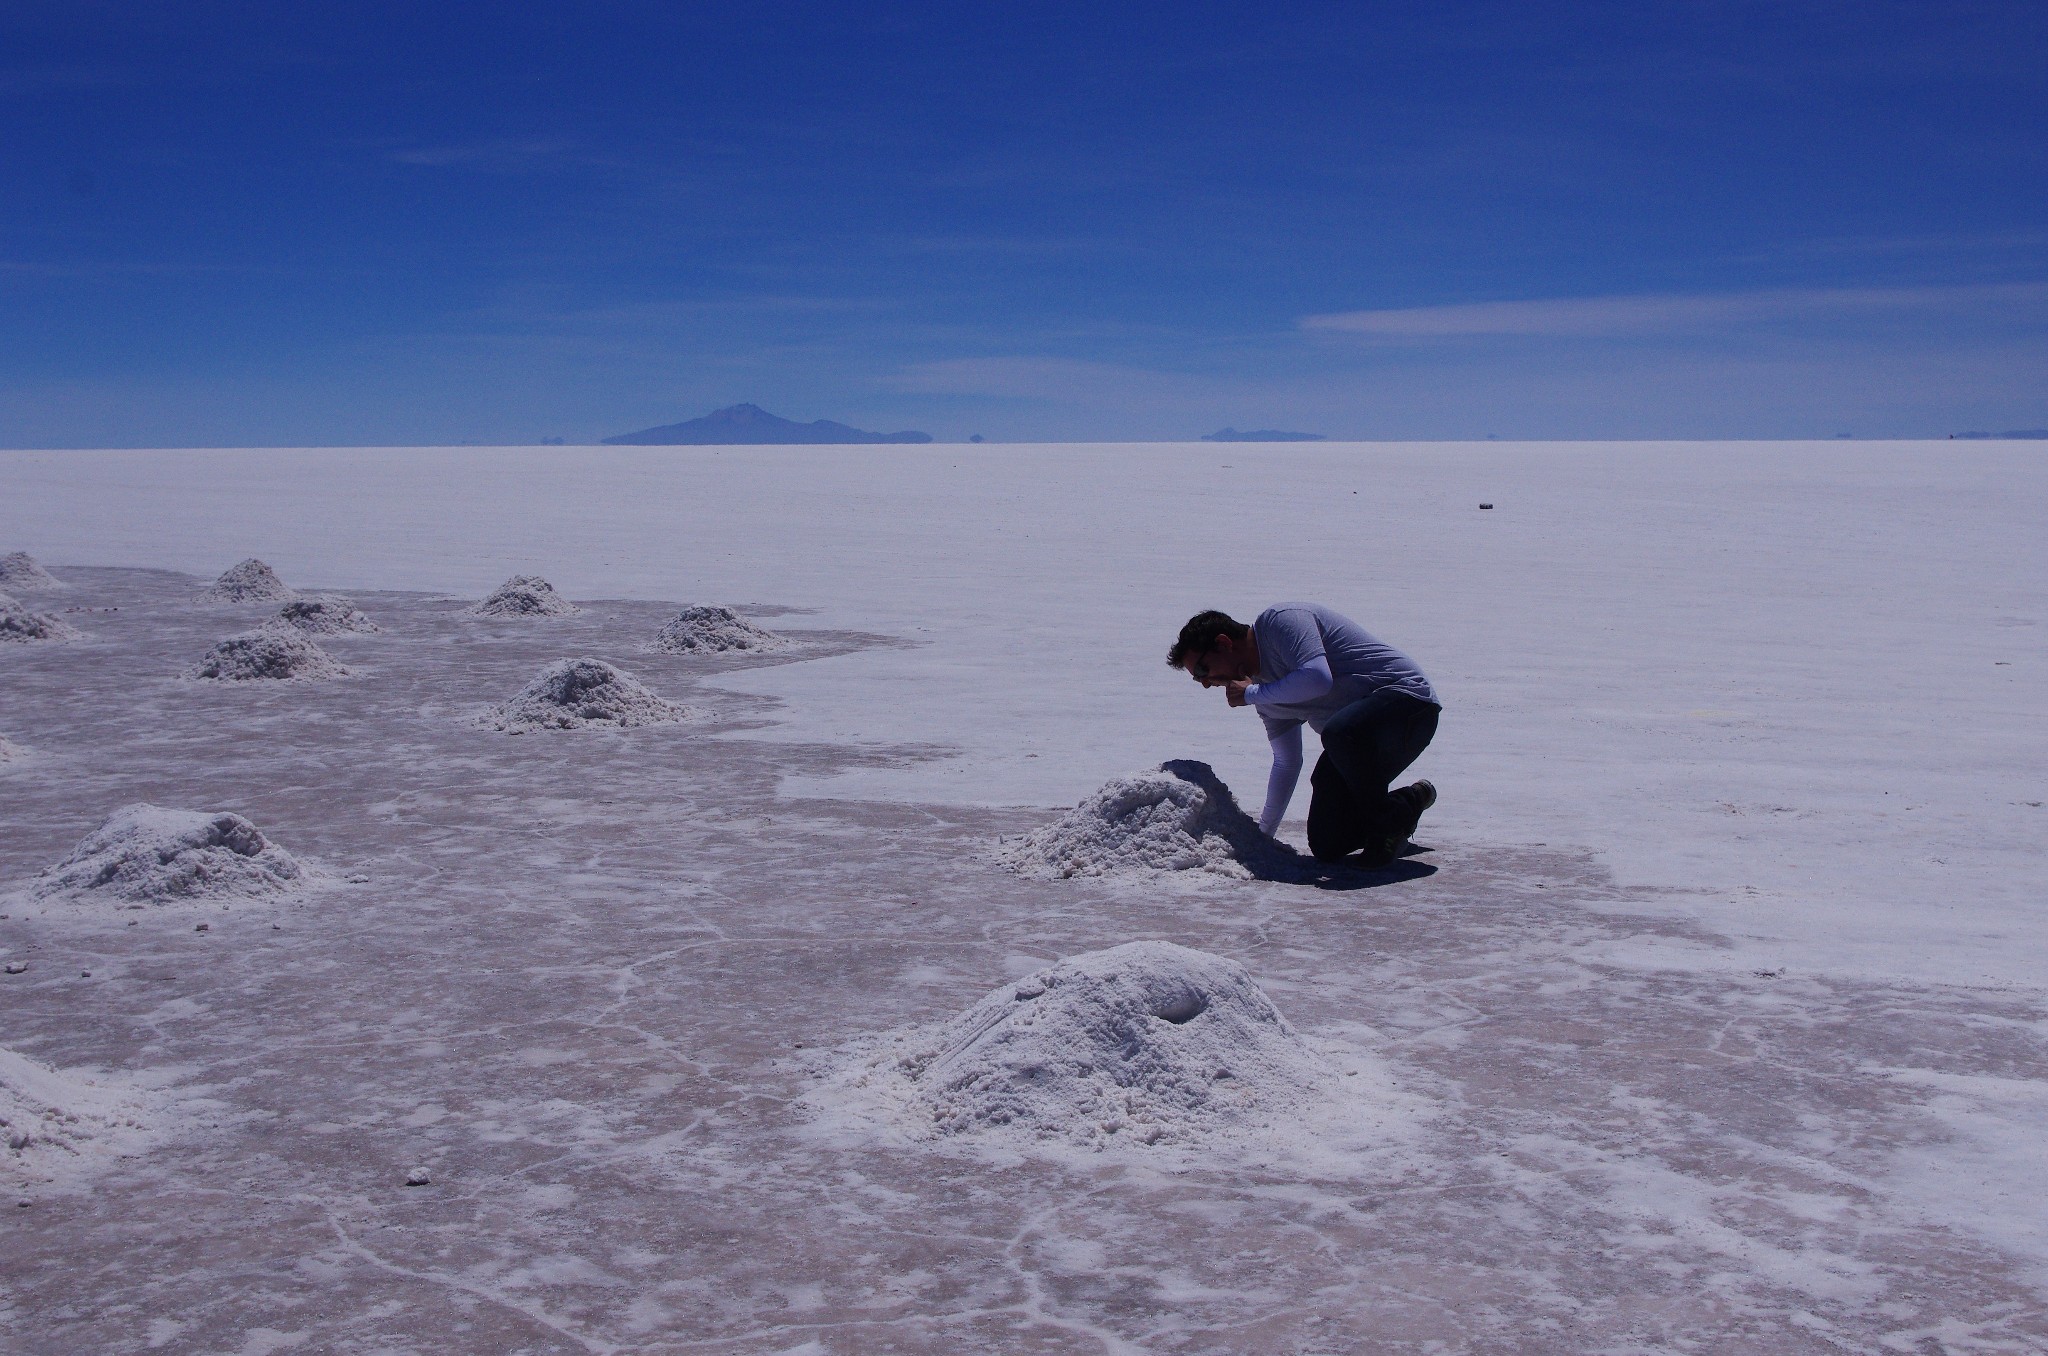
1169, 603, 1440, 866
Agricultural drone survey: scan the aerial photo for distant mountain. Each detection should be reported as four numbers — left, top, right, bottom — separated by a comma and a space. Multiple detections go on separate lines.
1950, 429, 2048, 440
1202, 427, 1326, 443
603, 403, 932, 445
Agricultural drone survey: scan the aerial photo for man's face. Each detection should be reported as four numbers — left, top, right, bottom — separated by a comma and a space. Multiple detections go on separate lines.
1186, 636, 1254, 687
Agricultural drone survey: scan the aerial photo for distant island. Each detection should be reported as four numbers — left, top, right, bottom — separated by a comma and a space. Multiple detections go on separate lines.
604, 403, 933, 446
1201, 427, 1326, 443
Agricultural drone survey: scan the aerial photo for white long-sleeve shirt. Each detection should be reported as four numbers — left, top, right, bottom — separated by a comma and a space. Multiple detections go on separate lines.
1239, 604, 1436, 836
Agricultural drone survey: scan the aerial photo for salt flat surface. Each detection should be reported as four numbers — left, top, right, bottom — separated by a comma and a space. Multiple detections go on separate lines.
0, 443, 2041, 1352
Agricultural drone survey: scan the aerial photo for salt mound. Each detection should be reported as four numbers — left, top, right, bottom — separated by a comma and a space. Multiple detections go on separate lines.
33, 803, 307, 906
1000, 760, 1300, 881
851, 941, 1334, 1151
202, 557, 295, 603
482, 657, 696, 732
0, 551, 64, 591
191, 624, 350, 680
276, 592, 379, 634
654, 604, 789, 654
0, 590, 82, 644
1, 1046, 172, 1192
0, 735, 22, 762
469, 574, 577, 617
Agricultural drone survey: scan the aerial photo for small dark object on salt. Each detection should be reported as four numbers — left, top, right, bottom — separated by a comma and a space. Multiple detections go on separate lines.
1480, 503, 1494, 510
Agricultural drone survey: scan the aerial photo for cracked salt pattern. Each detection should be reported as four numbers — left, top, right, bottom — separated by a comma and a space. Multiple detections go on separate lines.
0, 566, 2043, 1352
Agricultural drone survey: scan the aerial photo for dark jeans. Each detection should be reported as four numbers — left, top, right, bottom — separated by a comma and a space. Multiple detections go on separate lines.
1306, 689, 1441, 863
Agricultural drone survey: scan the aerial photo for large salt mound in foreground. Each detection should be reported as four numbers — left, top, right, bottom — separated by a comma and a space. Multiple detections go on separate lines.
0, 551, 64, 591
482, 657, 697, 732
0, 590, 82, 644
202, 557, 295, 603
32, 804, 307, 907
830, 942, 1336, 1152
653, 604, 788, 654
276, 592, 379, 634
191, 624, 350, 680
469, 574, 577, 617
1000, 760, 1299, 881
1, 1046, 174, 1193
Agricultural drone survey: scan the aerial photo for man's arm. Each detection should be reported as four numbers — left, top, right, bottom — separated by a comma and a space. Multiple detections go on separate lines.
1245, 653, 1332, 707
1259, 723, 1304, 837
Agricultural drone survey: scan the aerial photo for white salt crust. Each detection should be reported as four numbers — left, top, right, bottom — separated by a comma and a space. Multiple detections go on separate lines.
191, 624, 350, 680
32, 803, 307, 907
469, 575, 577, 617
0, 1046, 175, 1194
481, 657, 698, 732
653, 604, 788, 654
202, 558, 295, 603
0, 552, 64, 591
0, 590, 82, 644
999, 760, 1301, 881
0, 734, 22, 762
275, 592, 380, 634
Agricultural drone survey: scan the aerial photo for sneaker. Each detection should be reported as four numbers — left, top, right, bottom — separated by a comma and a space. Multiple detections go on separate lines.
1393, 779, 1436, 836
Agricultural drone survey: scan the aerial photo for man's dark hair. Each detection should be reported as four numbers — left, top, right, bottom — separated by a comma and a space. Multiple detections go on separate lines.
1167, 610, 1249, 669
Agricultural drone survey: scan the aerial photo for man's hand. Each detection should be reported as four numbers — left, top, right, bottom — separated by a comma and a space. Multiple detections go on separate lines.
1224, 679, 1251, 708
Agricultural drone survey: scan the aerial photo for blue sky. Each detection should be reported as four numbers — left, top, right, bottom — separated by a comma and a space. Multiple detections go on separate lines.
3, 1, 2044, 444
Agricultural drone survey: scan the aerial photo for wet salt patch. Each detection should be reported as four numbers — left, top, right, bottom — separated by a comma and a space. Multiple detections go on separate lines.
808, 941, 1429, 1169
275, 592, 379, 634
0, 589, 82, 643
0, 551, 64, 591
652, 604, 789, 654
29, 803, 310, 909
999, 760, 1304, 882
0, 1045, 179, 1193
201, 557, 295, 603
469, 574, 577, 617
481, 657, 700, 733
191, 624, 350, 680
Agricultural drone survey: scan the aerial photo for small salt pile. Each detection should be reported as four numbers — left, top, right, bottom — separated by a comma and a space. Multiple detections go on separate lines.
468, 575, 577, 617
33, 804, 307, 906
653, 604, 788, 654
832, 941, 1336, 1151
0, 552, 64, 592
1000, 760, 1300, 881
276, 593, 379, 634
191, 624, 350, 680
0, 734, 23, 763
202, 558, 295, 604
0, 590, 81, 644
481, 657, 696, 732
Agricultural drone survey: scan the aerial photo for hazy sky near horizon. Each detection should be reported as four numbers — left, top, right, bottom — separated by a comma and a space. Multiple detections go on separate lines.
4, 1, 2045, 445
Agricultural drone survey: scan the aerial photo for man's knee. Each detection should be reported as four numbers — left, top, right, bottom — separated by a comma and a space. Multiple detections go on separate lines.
1305, 816, 1354, 863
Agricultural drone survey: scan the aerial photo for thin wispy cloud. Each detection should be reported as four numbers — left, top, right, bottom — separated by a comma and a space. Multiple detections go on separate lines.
388, 138, 582, 171
0, 65, 127, 96
1302, 282, 2048, 339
